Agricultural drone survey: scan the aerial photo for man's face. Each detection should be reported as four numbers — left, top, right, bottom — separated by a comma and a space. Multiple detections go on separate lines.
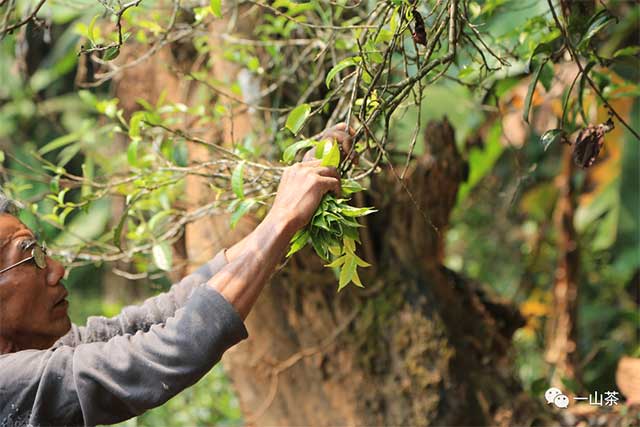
0, 214, 70, 351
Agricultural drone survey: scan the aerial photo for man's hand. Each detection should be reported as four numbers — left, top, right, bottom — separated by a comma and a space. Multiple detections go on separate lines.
267, 160, 341, 233
303, 123, 357, 164
213, 137, 344, 319
224, 126, 352, 264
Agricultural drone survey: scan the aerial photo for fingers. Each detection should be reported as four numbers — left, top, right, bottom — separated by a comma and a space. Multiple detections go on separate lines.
302, 147, 317, 162
323, 129, 352, 142
296, 161, 340, 195
322, 130, 354, 161
298, 123, 357, 167
317, 176, 342, 197
302, 159, 323, 167
314, 166, 340, 180
332, 122, 356, 137
293, 161, 340, 180
323, 131, 353, 150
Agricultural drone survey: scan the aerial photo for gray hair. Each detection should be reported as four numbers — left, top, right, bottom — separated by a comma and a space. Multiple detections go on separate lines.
0, 191, 18, 216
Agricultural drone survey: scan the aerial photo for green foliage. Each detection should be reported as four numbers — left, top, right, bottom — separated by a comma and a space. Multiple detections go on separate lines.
231, 162, 245, 200
152, 242, 173, 271
281, 131, 375, 290
577, 9, 616, 51
539, 129, 565, 151
325, 57, 358, 88
0, 0, 637, 421
457, 121, 504, 202
209, 0, 222, 18
523, 58, 548, 124
285, 103, 311, 135
286, 187, 376, 291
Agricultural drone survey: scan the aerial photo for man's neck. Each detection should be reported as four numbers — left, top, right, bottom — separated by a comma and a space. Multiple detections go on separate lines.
0, 339, 20, 354
0, 334, 58, 354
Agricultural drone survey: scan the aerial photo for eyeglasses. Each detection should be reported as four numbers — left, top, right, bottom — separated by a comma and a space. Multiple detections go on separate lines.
0, 241, 48, 275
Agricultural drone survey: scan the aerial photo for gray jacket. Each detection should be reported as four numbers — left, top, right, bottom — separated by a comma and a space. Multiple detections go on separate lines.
0, 250, 248, 427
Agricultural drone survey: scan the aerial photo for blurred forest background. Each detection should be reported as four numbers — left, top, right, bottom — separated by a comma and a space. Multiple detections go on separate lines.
0, 0, 638, 426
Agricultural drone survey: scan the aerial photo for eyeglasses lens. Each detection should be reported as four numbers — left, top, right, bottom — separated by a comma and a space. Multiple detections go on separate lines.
33, 244, 47, 269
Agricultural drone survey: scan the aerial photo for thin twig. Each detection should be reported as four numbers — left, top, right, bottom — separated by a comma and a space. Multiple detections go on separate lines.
0, 0, 47, 38
546, 0, 639, 140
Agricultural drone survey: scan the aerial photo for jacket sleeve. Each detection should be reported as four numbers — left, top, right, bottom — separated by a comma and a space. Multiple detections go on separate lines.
53, 249, 229, 347
0, 285, 248, 427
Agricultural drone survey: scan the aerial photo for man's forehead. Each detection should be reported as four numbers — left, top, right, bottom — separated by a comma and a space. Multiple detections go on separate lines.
0, 214, 32, 248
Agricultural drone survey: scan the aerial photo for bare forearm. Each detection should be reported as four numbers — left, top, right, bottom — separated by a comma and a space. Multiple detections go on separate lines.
207, 213, 295, 320
223, 229, 252, 264
207, 157, 344, 319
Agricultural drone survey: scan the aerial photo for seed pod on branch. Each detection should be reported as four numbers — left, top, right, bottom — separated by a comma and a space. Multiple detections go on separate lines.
572, 118, 615, 168
412, 10, 427, 46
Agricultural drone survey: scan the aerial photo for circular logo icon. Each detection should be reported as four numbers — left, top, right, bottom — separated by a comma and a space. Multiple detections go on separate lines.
544, 387, 562, 404
554, 394, 569, 409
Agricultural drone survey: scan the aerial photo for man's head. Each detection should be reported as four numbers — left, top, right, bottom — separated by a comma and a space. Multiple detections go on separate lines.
0, 194, 70, 353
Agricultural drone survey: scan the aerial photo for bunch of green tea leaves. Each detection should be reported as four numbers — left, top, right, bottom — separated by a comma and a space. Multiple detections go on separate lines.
283, 137, 376, 291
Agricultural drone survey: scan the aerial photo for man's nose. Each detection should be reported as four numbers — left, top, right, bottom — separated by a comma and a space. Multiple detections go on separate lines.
45, 257, 65, 286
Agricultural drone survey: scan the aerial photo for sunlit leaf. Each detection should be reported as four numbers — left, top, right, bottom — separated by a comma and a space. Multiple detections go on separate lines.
325, 255, 346, 268
151, 242, 173, 271
529, 35, 560, 61
325, 57, 358, 88
321, 141, 340, 167
88, 14, 100, 44
523, 59, 547, 124
577, 10, 616, 50
285, 103, 311, 135
540, 129, 564, 151
39, 133, 79, 155
338, 253, 356, 291
210, 0, 222, 17
129, 111, 145, 138
78, 90, 97, 107
283, 139, 313, 163
341, 179, 365, 195
127, 139, 139, 166
351, 268, 364, 287
458, 122, 504, 202
286, 229, 310, 257
232, 161, 245, 199
314, 139, 328, 159
613, 46, 640, 58
148, 210, 171, 232
152, 242, 173, 271
230, 199, 255, 229
343, 237, 356, 254
103, 46, 120, 61
353, 253, 371, 268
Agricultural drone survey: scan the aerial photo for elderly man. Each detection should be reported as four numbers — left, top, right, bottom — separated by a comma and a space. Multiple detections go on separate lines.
0, 125, 352, 427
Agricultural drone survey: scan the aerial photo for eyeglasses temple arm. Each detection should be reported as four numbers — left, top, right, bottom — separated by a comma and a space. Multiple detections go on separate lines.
0, 256, 35, 275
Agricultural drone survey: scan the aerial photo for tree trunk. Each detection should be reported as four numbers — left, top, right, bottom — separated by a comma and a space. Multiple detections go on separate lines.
222, 119, 545, 426
545, 145, 581, 389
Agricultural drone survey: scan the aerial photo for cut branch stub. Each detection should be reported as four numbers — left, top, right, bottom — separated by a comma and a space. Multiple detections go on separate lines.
370, 118, 466, 266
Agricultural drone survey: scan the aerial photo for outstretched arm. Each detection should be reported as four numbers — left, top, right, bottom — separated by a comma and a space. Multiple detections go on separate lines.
1, 160, 342, 426
56, 158, 341, 346
54, 249, 230, 346
210, 159, 341, 320
1, 284, 247, 426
